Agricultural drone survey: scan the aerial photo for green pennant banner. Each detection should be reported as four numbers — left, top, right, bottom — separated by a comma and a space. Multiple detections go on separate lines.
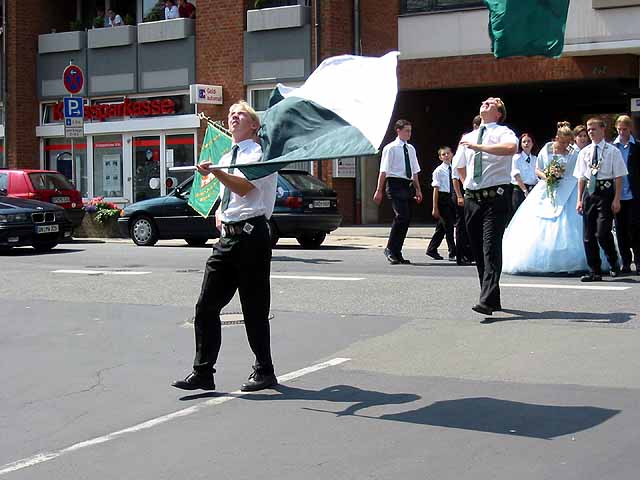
188, 124, 232, 218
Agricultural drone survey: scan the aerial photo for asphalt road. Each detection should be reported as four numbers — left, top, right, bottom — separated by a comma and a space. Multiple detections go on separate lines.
1, 238, 639, 479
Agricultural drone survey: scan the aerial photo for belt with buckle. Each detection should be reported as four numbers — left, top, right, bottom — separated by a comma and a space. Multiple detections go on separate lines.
465, 185, 508, 202
596, 180, 613, 190
221, 216, 265, 237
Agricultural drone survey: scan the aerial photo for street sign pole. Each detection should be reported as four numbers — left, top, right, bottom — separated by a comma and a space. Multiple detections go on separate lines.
62, 62, 85, 186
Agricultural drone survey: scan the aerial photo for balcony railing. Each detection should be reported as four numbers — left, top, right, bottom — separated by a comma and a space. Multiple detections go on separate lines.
401, 0, 484, 14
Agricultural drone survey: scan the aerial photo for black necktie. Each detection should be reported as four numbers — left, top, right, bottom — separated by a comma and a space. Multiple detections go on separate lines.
220, 144, 239, 213
526, 155, 531, 164
588, 145, 599, 195
591, 145, 599, 167
448, 165, 453, 194
403, 144, 412, 179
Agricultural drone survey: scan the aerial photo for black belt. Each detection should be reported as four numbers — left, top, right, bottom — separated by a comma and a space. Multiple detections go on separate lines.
595, 179, 614, 190
465, 185, 509, 202
222, 215, 265, 237
387, 177, 412, 185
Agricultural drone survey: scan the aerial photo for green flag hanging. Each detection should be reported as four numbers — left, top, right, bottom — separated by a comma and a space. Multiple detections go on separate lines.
484, 0, 570, 59
188, 124, 232, 218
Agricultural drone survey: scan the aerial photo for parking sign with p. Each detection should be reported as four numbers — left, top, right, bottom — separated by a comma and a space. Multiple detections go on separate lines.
63, 97, 84, 119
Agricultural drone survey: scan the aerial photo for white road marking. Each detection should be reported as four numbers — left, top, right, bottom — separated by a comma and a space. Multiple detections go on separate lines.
502, 283, 631, 291
0, 357, 350, 476
271, 275, 364, 281
52, 270, 151, 275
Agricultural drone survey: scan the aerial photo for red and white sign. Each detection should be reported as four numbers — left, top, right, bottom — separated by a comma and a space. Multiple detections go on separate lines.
52, 98, 176, 122
189, 84, 223, 105
62, 64, 84, 95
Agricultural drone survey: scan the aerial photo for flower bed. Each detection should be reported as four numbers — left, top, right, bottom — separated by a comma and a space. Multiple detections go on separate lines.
73, 197, 123, 238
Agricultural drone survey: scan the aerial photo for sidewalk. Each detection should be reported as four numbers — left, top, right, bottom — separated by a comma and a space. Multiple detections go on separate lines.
74, 225, 438, 249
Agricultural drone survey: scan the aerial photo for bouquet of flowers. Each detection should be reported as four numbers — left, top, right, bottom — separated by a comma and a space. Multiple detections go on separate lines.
543, 156, 566, 206
84, 197, 122, 224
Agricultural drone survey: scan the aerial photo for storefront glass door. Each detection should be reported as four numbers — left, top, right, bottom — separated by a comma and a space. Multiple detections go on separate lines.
165, 134, 196, 191
132, 135, 161, 203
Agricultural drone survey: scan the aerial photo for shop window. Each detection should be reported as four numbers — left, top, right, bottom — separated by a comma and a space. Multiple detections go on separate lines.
401, 0, 484, 14
44, 138, 89, 197
0, 139, 5, 168
133, 136, 161, 202
94, 135, 124, 198
166, 134, 195, 191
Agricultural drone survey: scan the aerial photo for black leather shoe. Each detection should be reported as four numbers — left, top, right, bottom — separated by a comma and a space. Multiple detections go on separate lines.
448, 255, 456, 262
397, 253, 411, 264
426, 251, 444, 260
580, 273, 602, 282
610, 265, 620, 278
241, 368, 278, 392
384, 248, 400, 265
172, 372, 215, 391
472, 303, 493, 315
621, 264, 632, 274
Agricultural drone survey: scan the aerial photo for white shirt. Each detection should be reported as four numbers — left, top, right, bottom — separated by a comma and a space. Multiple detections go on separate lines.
456, 123, 518, 190
573, 140, 628, 181
431, 162, 452, 193
511, 152, 538, 186
218, 139, 278, 223
107, 14, 122, 27
451, 131, 473, 181
379, 137, 421, 180
165, 5, 179, 19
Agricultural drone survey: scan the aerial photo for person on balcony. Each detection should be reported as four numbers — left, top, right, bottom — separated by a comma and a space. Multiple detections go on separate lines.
178, 0, 196, 19
164, 0, 180, 19
106, 9, 123, 27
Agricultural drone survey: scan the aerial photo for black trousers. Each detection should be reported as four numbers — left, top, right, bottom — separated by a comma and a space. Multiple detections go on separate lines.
464, 189, 509, 309
386, 177, 413, 255
614, 199, 640, 267
427, 197, 456, 257
193, 216, 274, 375
511, 184, 535, 215
582, 189, 619, 273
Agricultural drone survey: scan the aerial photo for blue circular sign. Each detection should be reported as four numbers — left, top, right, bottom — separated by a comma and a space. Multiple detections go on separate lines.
63, 64, 84, 94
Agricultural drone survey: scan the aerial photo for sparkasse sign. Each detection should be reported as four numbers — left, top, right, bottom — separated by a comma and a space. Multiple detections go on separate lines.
52, 98, 176, 122
189, 84, 223, 105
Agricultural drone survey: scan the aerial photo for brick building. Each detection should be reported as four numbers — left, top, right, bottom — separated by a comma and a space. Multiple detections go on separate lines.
1, 0, 640, 224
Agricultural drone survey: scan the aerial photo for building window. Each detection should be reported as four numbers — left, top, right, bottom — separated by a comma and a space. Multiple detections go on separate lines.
44, 138, 89, 197
401, 0, 484, 14
0, 139, 5, 168
94, 135, 124, 198
166, 134, 195, 190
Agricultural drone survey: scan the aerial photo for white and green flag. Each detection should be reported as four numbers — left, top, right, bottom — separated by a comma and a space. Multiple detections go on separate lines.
237, 51, 399, 180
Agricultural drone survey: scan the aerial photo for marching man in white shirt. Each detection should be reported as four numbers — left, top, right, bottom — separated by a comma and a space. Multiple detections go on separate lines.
373, 119, 423, 265
173, 100, 279, 393
456, 97, 518, 316
574, 117, 628, 282
426, 146, 457, 261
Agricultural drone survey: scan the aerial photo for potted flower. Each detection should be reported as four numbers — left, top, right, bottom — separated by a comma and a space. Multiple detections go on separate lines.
75, 197, 123, 238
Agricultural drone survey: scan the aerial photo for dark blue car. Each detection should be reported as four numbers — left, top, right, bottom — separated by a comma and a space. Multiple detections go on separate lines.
118, 170, 342, 249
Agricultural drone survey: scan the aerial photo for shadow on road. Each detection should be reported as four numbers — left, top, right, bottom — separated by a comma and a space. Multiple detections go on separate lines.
272, 256, 343, 264
376, 397, 620, 439
273, 245, 366, 251
0, 247, 84, 256
481, 309, 635, 324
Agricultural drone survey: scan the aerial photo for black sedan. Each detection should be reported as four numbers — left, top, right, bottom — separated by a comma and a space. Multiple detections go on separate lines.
0, 194, 73, 252
118, 170, 342, 249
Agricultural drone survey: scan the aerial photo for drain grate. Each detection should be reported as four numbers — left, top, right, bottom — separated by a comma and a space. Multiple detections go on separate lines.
183, 312, 275, 327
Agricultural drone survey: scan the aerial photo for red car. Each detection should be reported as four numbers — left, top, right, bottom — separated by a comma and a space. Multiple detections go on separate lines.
0, 169, 85, 227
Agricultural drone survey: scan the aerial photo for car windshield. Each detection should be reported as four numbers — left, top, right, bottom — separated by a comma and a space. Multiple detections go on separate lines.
28, 173, 74, 191
280, 172, 329, 192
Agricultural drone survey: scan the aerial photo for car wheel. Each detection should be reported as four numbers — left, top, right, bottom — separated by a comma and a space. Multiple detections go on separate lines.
130, 216, 159, 246
296, 232, 326, 249
185, 237, 208, 247
268, 220, 280, 247
33, 242, 58, 252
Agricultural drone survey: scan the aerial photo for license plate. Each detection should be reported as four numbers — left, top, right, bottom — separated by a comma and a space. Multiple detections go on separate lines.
36, 224, 59, 234
313, 200, 331, 208
51, 196, 70, 204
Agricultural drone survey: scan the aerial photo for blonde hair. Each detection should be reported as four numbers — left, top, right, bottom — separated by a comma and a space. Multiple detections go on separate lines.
573, 124, 587, 137
556, 121, 574, 141
493, 97, 507, 123
587, 117, 606, 129
230, 100, 261, 130
615, 115, 632, 128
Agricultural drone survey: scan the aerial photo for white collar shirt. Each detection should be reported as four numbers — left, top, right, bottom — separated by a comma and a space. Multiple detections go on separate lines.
379, 137, 421, 180
218, 139, 278, 223
165, 5, 179, 19
573, 140, 628, 181
511, 152, 538, 186
431, 162, 452, 193
458, 123, 518, 190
